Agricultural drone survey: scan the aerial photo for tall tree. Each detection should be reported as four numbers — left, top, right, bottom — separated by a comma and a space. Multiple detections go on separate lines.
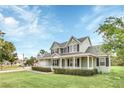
25, 56, 37, 66
0, 31, 17, 70
39, 49, 47, 55
0, 31, 5, 70
8, 53, 18, 66
96, 17, 124, 65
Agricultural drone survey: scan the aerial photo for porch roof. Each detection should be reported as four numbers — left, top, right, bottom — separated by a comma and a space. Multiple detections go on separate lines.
86, 45, 107, 56
39, 52, 96, 59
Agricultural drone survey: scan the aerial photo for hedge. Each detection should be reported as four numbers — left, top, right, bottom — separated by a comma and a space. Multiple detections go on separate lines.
32, 67, 52, 72
54, 68, 98, 76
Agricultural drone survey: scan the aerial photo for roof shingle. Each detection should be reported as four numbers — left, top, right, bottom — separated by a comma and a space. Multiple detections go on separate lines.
85, 45, 107, 55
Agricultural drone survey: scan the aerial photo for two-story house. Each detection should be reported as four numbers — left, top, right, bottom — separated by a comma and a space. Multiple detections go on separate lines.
37, 36, 111, 73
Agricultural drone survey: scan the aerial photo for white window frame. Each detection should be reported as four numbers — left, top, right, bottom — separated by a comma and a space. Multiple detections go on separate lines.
99, 57, 106, 66
69, 45, 72, 53
73, 44, 77, 52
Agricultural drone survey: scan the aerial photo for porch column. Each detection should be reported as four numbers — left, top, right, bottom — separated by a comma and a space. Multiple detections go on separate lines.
79, 57, 81, 69
109, 55, 111, 67
92, 57, 94, 69
51, 59, 54, 71
73, 57, 75, 68
65, 58, 67, 68
59, 58, 62, 68
51, 59, 53, 67
87, 56, 89, 69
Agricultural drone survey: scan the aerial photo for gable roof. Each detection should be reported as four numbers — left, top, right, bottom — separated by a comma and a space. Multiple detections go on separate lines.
50, 36, 90, 49
65, 36, 81, 46
50, 41, 60, 49
85, 45, 107, 55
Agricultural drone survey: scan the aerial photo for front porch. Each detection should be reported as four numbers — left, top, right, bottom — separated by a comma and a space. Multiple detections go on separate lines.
51, 56, 96, 69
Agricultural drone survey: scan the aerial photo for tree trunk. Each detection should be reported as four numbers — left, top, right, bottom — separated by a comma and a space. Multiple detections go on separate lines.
11, 62, 13, 67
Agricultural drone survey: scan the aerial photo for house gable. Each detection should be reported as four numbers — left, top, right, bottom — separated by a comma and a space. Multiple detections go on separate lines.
80, 37, 92, 52
65, 36, 80, 46
50, 42, 60, 50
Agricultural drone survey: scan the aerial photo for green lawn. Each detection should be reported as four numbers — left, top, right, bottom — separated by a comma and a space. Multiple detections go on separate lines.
0, 66, 124, 88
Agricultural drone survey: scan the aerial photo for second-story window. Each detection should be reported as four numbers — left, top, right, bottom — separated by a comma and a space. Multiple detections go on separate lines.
77, 44, 79, 52
68, 46, 69, 53
60, 48, 62, 54
69, 45, 72, 53
57, 48, 59, 53
73, 44, 77, 52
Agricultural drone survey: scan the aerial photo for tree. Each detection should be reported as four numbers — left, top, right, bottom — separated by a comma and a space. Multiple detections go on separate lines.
96, 17, 124, 65
0, 31, 17, 70
0, 31, 5, 70
39, 49, 47, 55
25, 56, 37, 66
8, 53, 18, 66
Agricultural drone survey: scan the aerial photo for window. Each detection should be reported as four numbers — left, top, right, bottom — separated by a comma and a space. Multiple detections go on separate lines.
69, 46, 72, 53
100, 62, 105, 66
99, 57, 106, 66
62, 59, 65, 67
75, 58, 79, 67
67, 59, 73, 67
96, 58, 99, 66
77, 44, 79, 52
73, 44, 77, 52
61, 48, 64, 54
67, 59, 69, 66
53, 60, 59, 66
69, 59, 73, 66
57, 48, 59, 53
68, 46, 69, 53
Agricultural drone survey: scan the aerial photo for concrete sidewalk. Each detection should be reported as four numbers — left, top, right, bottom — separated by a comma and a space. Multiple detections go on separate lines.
30, 70, 53, 74
0, 67, 31, 73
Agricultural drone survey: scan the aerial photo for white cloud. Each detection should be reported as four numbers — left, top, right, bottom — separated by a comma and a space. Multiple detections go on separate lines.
3, 17, 19, 28
0, 6, 65, 57
0, 13, 4, 21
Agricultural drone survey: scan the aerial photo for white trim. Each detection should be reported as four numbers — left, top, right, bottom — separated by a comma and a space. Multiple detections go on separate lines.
73, 57, 75, 68
65, 36, 80, 47
65, 59, 67, 68
59, 58, 62, 68
87, 56, 89, 69
109, 55, 111, 67
99, 57, 106, 67
91, 57, 94, 69
79, 57, 81, 68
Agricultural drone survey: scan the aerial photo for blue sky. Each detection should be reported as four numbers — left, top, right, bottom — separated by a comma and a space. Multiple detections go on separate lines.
0, 5, 124, 58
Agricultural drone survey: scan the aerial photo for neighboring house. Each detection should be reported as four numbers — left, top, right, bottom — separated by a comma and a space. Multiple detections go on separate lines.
37, 36, 111, 73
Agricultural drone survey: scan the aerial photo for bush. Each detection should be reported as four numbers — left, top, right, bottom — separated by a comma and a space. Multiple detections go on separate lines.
54, 68, 98, 76
32, 67, 52, 72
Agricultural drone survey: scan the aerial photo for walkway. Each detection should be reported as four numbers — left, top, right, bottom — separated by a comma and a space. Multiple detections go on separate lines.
31, 70, 53, 74
0, 67, 31, 73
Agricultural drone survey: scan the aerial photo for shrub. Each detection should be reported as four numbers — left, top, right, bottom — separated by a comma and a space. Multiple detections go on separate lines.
32, 67, 52, 72
54, 68, 98, 76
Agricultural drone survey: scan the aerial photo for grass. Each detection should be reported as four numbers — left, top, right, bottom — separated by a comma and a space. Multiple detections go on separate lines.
0, 66, 124, 88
